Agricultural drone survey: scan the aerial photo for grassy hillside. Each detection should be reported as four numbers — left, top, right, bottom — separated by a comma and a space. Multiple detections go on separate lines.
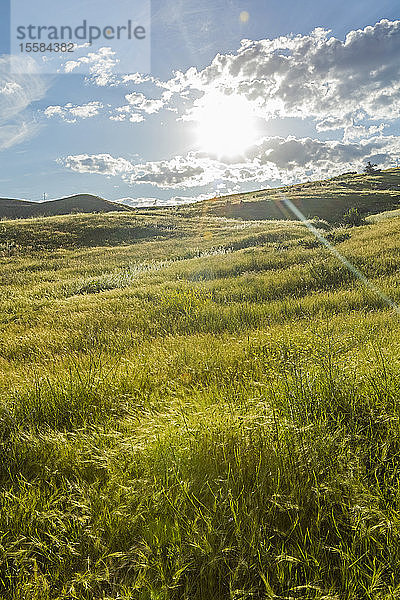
0, 197, 39, 219
0, 194, 129, 219
188, 167, 400, 223
0, 210, 184, 251
3, 168, 400, 224
1, 208, 400, 599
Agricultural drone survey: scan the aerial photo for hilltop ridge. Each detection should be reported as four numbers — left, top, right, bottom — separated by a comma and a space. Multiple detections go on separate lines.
0, 194, 130, 219
187, 167, 400, 222
3, 168, 400, 223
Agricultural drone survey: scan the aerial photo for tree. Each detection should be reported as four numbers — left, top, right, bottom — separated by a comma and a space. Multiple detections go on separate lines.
364, 161, 381, 175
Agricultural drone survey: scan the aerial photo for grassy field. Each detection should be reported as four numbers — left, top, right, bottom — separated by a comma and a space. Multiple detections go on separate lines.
1, 206, 400, 599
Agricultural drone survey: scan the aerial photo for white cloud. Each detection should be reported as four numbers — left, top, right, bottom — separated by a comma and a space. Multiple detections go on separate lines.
122, 73, 153, 85
50, 19, 400, 151
0, 122, 35, 151
109, 113, 127, 122
44, 101, 103, 123
109, 90, 173, 122
63, 47, 119, 86
0, 81, 23, 96
342, 123, 387, 142
167, 19, 400, 125
116, 193, 209, 207
116, 196, 160, 207
56, 19, 400, 192
101, 20, 400, 141
60, 134, 400, 189
109, 105, 145, 122
125, 92, 165, 114
126, 153, 230, 188
128, 113, 145, 123
242, 135, 400, 181
60, 153, 133, 175
0, 55, 48, 150
69, 102, 103, 119
316, 116, 350, 132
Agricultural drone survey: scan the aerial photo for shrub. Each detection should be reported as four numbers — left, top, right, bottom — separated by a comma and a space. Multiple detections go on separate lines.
342, 207, 365, 227
325, 229, 351, 244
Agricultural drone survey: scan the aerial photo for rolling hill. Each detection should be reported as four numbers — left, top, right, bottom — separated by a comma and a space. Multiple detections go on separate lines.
3, 168, 400, 223
188, 167, 400, 223
0, 193, 130, 219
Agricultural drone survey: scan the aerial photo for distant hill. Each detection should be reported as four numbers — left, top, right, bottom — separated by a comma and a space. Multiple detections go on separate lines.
187, 168, 400, 223
4, 168, 400, 224
0, 194, 130, 219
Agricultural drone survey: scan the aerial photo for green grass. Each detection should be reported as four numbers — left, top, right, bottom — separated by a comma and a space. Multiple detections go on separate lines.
1, 207, 400, 598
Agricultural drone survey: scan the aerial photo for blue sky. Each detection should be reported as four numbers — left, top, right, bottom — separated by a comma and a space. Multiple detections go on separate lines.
0, 0, 399, 205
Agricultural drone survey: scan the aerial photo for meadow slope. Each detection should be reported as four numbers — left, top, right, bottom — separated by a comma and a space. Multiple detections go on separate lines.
0, 209, 400, 599
188, 167, 400, 223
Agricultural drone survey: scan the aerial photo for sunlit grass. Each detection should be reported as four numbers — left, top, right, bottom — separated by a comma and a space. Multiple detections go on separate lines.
1, 210, 400, 598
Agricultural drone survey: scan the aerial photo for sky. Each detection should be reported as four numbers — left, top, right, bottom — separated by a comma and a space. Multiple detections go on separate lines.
0, 0, 399, 205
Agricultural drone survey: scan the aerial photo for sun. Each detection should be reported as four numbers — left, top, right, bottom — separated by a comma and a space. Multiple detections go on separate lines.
194, 92, 258, 158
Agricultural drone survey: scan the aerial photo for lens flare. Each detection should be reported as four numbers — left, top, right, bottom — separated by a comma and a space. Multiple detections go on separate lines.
281, 195, 400, 315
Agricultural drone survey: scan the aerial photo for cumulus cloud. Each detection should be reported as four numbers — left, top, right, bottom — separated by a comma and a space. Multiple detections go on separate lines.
342, 123, 387, 142
125, 91, 168, 114
60, 134, 400, 189
109, 108, 145, 123
52, 19, 400, 143
44, 101, 103, 123
126, 153, 231, 188
63, 47, 118, 86
115, 194, 206, 207
124, 135, 400, 188
0, 81, 23, 95
109, 90, 173, 122
60, 150, 263, 188
167, 19, 400, 125
122, 73, 154, 85
244, 135, 400, 180
57, 19, 400, 192
60, 153, 133, 175
101, 20, 400, 138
